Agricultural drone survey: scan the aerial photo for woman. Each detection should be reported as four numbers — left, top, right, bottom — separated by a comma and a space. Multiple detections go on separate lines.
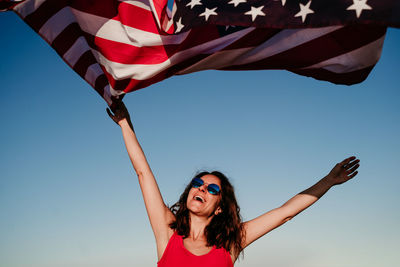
107, 102, 360, 266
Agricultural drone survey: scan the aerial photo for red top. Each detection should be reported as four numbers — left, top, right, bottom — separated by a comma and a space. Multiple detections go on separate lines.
157, 232, 233, 267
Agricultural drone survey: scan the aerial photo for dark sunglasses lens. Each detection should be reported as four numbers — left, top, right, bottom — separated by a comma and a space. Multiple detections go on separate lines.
191, 177, 203, 188
207, 184, 220, 195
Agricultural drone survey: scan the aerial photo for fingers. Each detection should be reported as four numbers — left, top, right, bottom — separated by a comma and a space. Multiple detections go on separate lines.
346, 162, 360, 176
345, 158, 360, 169
348, 171, 358, 179
342, 156, 360, 180
106, 108, 119, 125
106, 107, 114, 118
109, 99, 123, 113
340, 156, 356, 166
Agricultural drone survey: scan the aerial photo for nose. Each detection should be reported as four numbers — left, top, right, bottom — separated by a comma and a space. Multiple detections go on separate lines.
198, 184, 206, 192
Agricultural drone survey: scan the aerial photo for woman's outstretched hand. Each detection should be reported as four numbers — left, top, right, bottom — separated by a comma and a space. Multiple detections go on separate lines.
106, 101, 133, 129
326, 156, 360, 186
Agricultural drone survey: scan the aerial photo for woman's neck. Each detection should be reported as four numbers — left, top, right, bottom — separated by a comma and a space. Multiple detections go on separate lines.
188, 213, 213, 240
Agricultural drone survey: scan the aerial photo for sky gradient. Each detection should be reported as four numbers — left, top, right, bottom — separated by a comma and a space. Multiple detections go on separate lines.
1, 11, 399, 267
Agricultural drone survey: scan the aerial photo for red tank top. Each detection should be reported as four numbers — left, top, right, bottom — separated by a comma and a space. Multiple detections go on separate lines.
157, 232, 233, 267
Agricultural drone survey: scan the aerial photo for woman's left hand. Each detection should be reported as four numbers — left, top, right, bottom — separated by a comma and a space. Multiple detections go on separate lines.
326, 156, 360, 186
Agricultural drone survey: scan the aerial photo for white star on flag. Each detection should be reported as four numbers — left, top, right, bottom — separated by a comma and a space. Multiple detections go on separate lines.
228, 0, 247, 7
295, 0, 314, 23
347, 0, 372, 18
199, 7, 218, 21
245, 6, 265, 22
175, 17, 185, 33
186, 0, 202, 9
280, 0, 286, 6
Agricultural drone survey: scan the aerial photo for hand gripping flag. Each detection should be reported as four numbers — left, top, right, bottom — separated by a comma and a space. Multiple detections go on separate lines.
3, 0, 399, 106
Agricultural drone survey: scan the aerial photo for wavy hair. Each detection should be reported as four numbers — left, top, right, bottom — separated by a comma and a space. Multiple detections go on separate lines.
169, 171, 244, 256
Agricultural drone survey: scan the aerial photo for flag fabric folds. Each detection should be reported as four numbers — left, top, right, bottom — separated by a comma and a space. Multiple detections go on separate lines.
5, 0, 398, 105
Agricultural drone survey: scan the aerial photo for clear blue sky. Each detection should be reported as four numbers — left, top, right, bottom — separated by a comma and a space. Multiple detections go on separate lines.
1, 11, 399, 267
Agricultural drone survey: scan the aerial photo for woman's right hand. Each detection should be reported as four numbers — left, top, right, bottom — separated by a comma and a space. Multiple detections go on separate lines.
106, 101, 133, 129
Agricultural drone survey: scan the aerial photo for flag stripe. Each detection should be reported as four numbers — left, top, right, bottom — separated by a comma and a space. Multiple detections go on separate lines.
38, 6, 74, 43
69, 0, 163, 35
51, 22, 81, 56
176, 27, 342, 73
94, 74, 108, 96
73, 50, 97, 78
23, 0, 65, 31
85, 63, 104, 88
292, 66, 375, 85
303, 36, 386, 73
116, 2, 160, 34
13, 0, 46, 18
69, 0, 119, 19
87, 35, 172, 64
222, 25, 387, 70
103, 54, 211, 92
72, 8, 189, 47
223, 28, 282, 50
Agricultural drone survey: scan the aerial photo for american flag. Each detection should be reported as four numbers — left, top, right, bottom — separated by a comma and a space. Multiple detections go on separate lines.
4, 0, 399, 106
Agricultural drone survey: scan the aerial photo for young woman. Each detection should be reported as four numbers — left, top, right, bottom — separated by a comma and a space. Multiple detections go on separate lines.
107, 102, 360, 267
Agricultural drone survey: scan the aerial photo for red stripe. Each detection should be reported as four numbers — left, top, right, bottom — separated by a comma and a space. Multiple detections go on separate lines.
69, 0, 119, 19
81, 31, 181, 65
164, 26, 222, 56
94, 74, 108, 96
1, 1, 21, 10
100, 53, 209, 92
24, 0, 67, 31
51, 22, 81, 56
93, 35, 172, 64
70, 1, 164, 35
150, 0, 167, 22
222, 24, 386, 70
116, 2, 160, 34
223, 28, 282, 50
291, 66, 375, 85
101, 65, 168, 92
73, 50, 98, 78
82, 26, 222, 65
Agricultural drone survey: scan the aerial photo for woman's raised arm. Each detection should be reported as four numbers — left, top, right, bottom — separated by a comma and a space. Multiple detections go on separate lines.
241, 156, 360, 250
107, 102, 174, 259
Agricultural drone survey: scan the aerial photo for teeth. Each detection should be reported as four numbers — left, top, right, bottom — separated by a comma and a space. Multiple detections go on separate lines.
194, 196, 204, 202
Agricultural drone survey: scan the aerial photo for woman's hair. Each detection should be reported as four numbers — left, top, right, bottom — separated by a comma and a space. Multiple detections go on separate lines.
169, 171, 244, 256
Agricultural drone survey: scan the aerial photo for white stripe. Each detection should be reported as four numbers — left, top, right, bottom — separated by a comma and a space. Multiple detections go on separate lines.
84, 63, 103, 87
109, 85, 126, 96
234, 26, 343, 65
103, 85, 113, 105
121, 0, 151, 11
39, 7, 75, 43
70, 8, 189, 47
63, 36, 90, 67
302, 35, 385, 73
177, 26, 343, 74
148, 0, 161, 28
13, 0, 46, 18
93, 27, 255, 80
102, 84, 125, 106
177, 47, 253, 75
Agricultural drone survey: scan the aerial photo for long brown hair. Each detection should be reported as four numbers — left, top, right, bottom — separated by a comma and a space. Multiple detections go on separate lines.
169, 171, 244, 256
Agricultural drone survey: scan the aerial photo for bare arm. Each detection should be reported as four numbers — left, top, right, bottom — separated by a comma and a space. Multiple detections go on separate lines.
107, 103, 174, 259
242, 156, 360, 249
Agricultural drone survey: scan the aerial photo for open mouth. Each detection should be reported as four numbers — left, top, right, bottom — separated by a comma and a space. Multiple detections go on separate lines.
194, 196, 205, 203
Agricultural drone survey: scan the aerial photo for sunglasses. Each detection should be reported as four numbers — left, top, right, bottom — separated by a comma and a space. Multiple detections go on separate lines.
191, 177, 221, 195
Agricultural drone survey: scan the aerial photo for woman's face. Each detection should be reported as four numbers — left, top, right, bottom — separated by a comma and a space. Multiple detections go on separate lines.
186, 174, 222, 217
